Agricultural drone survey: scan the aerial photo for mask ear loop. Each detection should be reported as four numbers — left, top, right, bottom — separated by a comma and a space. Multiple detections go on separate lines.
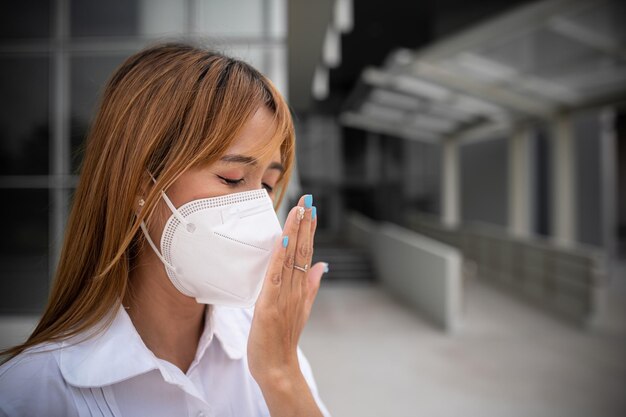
138, 172, 195, 273
140, 222, 177, 272
147, 172, 195, 232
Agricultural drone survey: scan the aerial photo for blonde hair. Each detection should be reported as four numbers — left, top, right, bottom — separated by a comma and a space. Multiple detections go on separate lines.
2, 42, 295, 360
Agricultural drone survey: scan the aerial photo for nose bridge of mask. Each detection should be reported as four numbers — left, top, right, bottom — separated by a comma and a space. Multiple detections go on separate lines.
220, 197, 272, 223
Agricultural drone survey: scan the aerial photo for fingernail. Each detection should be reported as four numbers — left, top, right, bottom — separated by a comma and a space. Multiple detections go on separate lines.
323, 263, 329, 274
296, 206, 305, 221
282, 236, 289, 248
304, 194, 313, 209
312, 206, 317, 220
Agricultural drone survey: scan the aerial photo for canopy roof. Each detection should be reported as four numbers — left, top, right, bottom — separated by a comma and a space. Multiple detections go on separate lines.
340, 0, 626, 142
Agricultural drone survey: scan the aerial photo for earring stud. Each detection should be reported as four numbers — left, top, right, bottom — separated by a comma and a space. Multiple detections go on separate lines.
138, 198, 145, 207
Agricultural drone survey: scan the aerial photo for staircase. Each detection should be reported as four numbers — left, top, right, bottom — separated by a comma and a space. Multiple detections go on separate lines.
312, 243, 375, 282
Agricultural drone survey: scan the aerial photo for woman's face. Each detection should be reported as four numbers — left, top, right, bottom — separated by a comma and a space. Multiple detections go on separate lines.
148, 106, 284, 239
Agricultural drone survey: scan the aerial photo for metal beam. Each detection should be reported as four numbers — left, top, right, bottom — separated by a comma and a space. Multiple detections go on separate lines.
411, 62, 556, 117
548, 15, 626, 61
413, 0, 589, 62
339, 112, 440, 143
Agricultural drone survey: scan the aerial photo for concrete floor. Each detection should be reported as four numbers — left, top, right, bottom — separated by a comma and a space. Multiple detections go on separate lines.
300, 277, 626, 417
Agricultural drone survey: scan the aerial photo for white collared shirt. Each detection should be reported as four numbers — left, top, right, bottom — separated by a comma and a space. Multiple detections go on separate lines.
0, 305, 330, 417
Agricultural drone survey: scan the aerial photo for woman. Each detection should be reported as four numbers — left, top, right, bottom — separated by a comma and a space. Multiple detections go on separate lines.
0, 43, 330, 417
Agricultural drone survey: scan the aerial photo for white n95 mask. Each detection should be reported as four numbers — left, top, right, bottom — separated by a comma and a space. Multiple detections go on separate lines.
140, 188, 282, 307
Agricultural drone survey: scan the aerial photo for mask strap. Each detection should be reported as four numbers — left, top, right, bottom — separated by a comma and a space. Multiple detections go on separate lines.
138, 171, 191, 272
139, 221, 176, 272
147, 172, 193, 229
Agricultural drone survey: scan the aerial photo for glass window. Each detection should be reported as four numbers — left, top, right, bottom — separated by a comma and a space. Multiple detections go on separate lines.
196, 0, 264, 37
71, 0, 186, 37
0, 57, 49, 176
71, 0, 140, 37
70, 54, 129, 173
0, 1, 51, 39
0, 189, 49, 314
136, 0, 187, 37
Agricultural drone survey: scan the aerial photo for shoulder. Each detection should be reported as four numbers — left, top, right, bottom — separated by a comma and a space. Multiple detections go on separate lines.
0, 343, 62, 384
0, 344, 78, 417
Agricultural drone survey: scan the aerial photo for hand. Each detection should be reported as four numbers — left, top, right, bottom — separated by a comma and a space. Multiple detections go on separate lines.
247, 195, 326, 415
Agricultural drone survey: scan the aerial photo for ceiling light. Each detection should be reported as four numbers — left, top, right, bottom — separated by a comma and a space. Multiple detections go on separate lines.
323, 26, 341, 68
334, 0, 354, 33
312, 65, 329, 100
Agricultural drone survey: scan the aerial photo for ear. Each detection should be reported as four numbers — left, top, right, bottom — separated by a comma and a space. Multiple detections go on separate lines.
135, 171, 154, 216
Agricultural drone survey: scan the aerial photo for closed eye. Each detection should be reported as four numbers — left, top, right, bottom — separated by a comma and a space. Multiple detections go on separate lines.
218, 175, 273, 192
218, 176, 244, 186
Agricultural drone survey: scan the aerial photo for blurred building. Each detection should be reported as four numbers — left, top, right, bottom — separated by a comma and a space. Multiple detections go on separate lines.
291, 0, 625, 326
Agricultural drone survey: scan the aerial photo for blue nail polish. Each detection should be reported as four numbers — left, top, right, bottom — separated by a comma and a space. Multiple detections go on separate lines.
282, 236, 289, 248
312, 206, 317, 220
323, 263, 329, 273
304, 194, 313, 209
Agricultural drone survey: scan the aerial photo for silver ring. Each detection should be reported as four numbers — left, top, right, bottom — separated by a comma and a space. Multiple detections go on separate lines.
294, 263, 309, 273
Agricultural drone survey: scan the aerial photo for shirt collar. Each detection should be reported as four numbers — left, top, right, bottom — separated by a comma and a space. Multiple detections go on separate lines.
211, 306, 251, 361
58, 304, 250, 388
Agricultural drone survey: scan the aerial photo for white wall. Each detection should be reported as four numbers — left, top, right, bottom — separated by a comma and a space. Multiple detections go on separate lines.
347, 213, 462, 332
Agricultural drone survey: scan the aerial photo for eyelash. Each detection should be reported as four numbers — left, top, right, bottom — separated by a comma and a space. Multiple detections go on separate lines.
218, 176, 274, 192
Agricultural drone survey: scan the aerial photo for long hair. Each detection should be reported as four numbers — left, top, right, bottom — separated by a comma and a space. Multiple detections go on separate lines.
2, 42, 295, 360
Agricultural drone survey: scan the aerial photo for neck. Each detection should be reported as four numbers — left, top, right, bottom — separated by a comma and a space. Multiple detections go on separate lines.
125, 250, 206, 373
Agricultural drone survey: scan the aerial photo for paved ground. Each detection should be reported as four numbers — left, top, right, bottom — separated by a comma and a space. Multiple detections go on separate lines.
300, 274, 626, 417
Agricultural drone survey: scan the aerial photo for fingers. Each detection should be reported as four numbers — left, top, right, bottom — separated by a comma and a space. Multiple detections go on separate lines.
257, 194, 321, 312
277, 195, 315, 305
303, 261, 327, 316
291, 194, 314, 292
279, 205, 303, 295
310, 205, 318, 259
256, 230, 289, 307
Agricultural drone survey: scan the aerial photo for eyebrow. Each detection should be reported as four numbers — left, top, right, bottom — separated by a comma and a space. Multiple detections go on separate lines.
220, 154, 285, 173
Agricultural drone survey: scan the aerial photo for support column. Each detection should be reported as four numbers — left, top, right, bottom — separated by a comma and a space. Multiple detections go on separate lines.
600, 107, 617, 257
508, 126, 533, 237
551, 112, 577, 246
442, 137, 460, 228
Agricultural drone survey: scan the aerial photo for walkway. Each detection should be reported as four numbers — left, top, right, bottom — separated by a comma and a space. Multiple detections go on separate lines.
301, 277, 626, 417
